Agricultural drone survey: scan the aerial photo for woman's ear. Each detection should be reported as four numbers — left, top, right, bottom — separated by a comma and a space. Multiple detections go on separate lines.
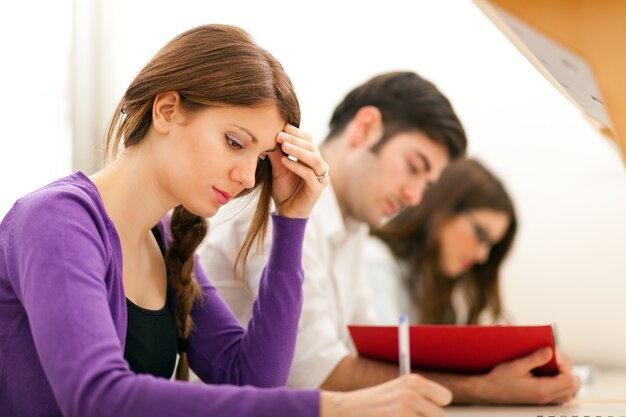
152, 91, 182, 134
348, 105, 384, 148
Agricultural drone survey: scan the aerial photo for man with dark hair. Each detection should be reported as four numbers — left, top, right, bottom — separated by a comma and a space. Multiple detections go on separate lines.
201, 71, 579, 404
319, 71, 466, 228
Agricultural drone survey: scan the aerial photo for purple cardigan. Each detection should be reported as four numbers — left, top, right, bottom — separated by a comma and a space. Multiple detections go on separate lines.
0, 172, 319, 417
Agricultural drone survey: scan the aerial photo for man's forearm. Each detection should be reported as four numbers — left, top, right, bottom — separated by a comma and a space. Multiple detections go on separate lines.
319, 355, 483, 401
319, 354, 399, 391
318, 353, 578, 405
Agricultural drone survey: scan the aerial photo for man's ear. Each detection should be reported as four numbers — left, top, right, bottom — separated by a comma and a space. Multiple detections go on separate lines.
348, 105, 384, 148
152, 91, 182, 135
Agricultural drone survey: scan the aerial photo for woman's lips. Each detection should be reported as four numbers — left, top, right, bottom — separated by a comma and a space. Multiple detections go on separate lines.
461, 260, 473, 271
212, 187, 231, 205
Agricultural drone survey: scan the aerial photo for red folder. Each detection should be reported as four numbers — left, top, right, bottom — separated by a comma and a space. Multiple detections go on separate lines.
348, 324, 558, 376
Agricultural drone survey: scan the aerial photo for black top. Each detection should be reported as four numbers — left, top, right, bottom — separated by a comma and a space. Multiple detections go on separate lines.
123, 227, 178, 379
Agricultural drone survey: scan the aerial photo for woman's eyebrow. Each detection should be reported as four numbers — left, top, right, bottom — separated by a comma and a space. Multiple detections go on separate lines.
232, 124, 258, 143
232, 124, 277, 153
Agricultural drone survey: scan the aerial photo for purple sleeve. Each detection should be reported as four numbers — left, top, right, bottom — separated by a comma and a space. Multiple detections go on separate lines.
6, 191, 318, 417
188, 213, 308, 387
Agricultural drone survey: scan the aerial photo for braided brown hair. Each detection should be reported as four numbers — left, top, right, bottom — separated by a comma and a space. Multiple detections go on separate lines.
104, 24, 300, 380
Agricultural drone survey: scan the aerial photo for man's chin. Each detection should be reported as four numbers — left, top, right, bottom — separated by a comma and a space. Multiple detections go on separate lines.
369, 212, 392, 228
375, 216, 390, 227
355, 210, 390, 228
377, 210, 403, 227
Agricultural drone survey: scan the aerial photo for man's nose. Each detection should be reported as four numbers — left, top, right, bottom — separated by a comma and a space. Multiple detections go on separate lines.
401, 179, 427, 207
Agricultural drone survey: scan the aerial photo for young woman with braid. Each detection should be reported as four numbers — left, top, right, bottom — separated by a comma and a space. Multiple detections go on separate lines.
0, 25, 451, 417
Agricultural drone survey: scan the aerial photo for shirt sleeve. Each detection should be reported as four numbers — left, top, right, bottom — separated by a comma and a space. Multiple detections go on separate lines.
363, 236, 403, 325
188, 214, 310, 388
349, 231, 378, 326
5, 190, 318, 417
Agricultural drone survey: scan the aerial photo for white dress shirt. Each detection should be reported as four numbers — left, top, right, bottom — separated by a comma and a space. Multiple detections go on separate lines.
199, 185, 377, 389
363, 236, 418, 324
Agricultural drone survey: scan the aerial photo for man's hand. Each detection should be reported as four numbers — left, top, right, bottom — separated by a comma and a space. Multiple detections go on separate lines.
470, 347, 581, 404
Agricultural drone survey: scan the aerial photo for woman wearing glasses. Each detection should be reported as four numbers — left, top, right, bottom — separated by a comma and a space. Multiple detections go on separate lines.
366, 158, 517, 325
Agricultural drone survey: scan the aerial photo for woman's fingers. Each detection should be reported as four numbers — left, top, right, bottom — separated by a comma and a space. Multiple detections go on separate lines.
280, 156, 326, 187
277, 124, 328, 181
270, 123, 329, 219
419, 377, 453, 406
283, 123, 313, 141
278, 130, 316, 152
415, 399, 445, 417
280, 141, 327, 177
401, 374, 452, 407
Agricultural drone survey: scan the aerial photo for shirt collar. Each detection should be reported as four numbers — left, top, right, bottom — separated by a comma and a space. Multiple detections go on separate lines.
317, 183, 368, 242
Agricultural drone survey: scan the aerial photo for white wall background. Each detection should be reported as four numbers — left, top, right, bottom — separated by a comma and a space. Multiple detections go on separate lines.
2, 0, 625, 368
0, 0, 72, 217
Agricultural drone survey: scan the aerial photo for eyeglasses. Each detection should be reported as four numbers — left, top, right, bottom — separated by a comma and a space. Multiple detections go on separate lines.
465, 211, 494, 249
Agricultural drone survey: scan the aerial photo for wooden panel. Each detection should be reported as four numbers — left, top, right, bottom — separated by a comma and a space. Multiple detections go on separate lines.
475, 0, 626, 160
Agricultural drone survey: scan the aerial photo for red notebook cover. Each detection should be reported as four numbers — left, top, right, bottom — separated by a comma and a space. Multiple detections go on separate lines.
348, 324, 558, 376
